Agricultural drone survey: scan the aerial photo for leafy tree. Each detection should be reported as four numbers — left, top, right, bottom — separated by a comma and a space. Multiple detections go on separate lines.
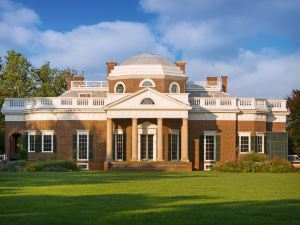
32, 62, 66, 97
286, 89, 300, 155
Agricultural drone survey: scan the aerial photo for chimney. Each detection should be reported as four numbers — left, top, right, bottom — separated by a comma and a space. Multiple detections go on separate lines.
73, 75, 84, 81
65, 72, 73, 91
175, 61, 187, 73
221, 75, 228, 93
106, 61, 117, 76
207, 76, 218, 86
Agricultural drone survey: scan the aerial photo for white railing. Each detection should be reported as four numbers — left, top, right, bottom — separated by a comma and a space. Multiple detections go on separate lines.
2, 97, 106, 111
71, 81, 108, 89
186, 81, 222, 91
189, 97, 287, 112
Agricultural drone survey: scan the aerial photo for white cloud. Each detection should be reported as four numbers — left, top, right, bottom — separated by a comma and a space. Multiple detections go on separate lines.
187, 50, 300, 98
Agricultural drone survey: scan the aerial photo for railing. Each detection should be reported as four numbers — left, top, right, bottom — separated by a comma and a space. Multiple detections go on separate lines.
186, 81, 222, 91
2, 97, 106, 111
189, 97, 287, 111
71, 81, 108, 89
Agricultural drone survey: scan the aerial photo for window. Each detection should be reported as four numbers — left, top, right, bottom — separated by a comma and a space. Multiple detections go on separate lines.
169, 82, 180, 93
42, 131, 54, 152
77, 131, 89, 160
256, 134, 264, 153
140, 98, 155, 105
79, 93, 92, 97
115, 82, 125, 93
139, 79, 155, 88
168, 130, 180, 161
239, 132, 251, 153
204, 132, 216, 161
114, 130, 124, 160
27, 131, 36, 152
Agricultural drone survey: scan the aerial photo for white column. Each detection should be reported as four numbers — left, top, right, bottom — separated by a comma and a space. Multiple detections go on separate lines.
157, 118, 163, 161
181, 118, 189, 162
106, 118, 113, 161
131, 118, 138, 161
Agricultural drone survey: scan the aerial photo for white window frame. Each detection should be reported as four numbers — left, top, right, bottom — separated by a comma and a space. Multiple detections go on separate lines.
256, 132, 265, 153
169, 82, 180, 93
27, 130, 36, 152
114, 129, 125, 161
204, 131, 216, 162
41, 130, 54, 153
239, 132, 251, 153
77, 130, 89, 161
114, 81, 126, 93
139, 79, 155, 88
169, 129, 180, 161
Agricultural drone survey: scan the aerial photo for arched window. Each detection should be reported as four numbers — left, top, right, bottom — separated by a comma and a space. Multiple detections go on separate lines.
139, 79, 155, 88
140, 98, 155, 105
114, 82, 125, 93
169, 82, 180, 93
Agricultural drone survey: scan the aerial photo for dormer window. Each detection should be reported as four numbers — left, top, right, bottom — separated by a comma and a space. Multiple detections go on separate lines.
139, 79, 155, 88
169, 82, 180, 93
114, 82, 125, 93
140, 98, 155, 105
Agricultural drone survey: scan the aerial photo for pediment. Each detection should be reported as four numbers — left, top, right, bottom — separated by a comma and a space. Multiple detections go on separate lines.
104, 88, 191, 111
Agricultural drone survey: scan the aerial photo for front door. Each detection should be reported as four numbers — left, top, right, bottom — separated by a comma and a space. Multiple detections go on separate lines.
140, 134, 154, 160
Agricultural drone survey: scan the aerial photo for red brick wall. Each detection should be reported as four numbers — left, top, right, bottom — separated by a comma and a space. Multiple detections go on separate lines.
237, 121, 266, 135
266, 122, 286, 132
108, 78, 186, 93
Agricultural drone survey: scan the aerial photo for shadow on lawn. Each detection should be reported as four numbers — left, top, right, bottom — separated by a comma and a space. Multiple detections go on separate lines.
0, 171, 215, 188
0, 193, 299, 225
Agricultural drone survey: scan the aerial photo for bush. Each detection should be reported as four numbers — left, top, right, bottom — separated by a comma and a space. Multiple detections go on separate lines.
26, 160, 78, 172
0, 160, 27, 172
213, 153, 295, 173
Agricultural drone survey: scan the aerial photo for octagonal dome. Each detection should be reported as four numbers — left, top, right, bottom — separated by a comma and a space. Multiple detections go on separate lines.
121, 54, 175, 67
109, 54, 186, 78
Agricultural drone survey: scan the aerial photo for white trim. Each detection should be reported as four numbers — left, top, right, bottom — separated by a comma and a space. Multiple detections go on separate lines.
256, 133, 265, 153
25, 112, 107, 121
137, 122, 157, 161
114, 129, 124, 161
188, 112, 237, 121
169, 82, 180, 93
41, 130, 54, 153
139, 79, 155, 88
204, 131, 216, 162
114, 81, 126, 93
238, 132, 251, 153
27, 130, 36, 152
76, 130, 89, 161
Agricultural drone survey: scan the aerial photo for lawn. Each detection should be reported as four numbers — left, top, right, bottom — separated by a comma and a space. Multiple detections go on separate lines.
0, 171, 299, 225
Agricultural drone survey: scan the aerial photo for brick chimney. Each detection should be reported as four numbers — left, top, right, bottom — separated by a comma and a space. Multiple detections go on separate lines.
106, 61, 117, 76
175, 61, 187, 73
73, 75, 84, 81
221, 75, 228, 93
207, 76, 218, 86
65, 72, 73, 91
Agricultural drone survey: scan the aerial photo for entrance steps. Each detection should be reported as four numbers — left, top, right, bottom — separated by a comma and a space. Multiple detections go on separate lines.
109, 161, 192, 172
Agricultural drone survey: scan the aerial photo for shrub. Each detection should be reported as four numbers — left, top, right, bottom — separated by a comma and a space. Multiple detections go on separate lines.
26, 160, 78, 172
0, 160, 27, 172
213, 153, 295, 173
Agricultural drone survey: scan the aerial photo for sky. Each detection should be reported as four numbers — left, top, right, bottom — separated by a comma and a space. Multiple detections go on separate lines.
0, 0, 299, 98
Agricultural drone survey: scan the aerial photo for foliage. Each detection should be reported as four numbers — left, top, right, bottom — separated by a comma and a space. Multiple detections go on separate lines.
0, 132, 4, 154
17, 135, 28, 160
25, 160, 79, 172
286, 89, 300, 154
213, 153, 295, 173
0, 160, 27, 172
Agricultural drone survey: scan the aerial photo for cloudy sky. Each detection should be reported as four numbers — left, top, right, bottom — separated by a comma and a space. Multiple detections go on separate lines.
0, 0, 299, 98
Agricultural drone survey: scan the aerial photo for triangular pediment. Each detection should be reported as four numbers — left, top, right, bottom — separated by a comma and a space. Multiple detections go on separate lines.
104, 88, 191, 111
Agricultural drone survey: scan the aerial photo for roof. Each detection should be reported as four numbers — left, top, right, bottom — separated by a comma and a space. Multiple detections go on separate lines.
121, 54, 175, 67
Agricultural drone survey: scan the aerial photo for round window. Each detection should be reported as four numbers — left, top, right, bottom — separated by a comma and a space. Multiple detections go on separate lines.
115, 83, 125, 93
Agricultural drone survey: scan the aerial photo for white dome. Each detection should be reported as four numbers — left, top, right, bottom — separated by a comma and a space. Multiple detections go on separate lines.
109, 54, 186, 78
121, 54, 175, 67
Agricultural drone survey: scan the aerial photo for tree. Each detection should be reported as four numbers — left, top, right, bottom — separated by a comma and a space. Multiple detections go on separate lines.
32, 62, 66, 97
286, 89, 300, 155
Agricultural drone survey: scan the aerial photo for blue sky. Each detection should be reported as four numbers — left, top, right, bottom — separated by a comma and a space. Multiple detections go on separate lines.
0, 0, 300, 98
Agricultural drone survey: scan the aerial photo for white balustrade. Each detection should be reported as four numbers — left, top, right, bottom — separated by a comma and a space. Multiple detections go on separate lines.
71, 81, 108, 89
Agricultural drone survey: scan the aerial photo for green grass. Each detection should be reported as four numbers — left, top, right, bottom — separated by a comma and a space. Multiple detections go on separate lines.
0, 171, 299, 225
